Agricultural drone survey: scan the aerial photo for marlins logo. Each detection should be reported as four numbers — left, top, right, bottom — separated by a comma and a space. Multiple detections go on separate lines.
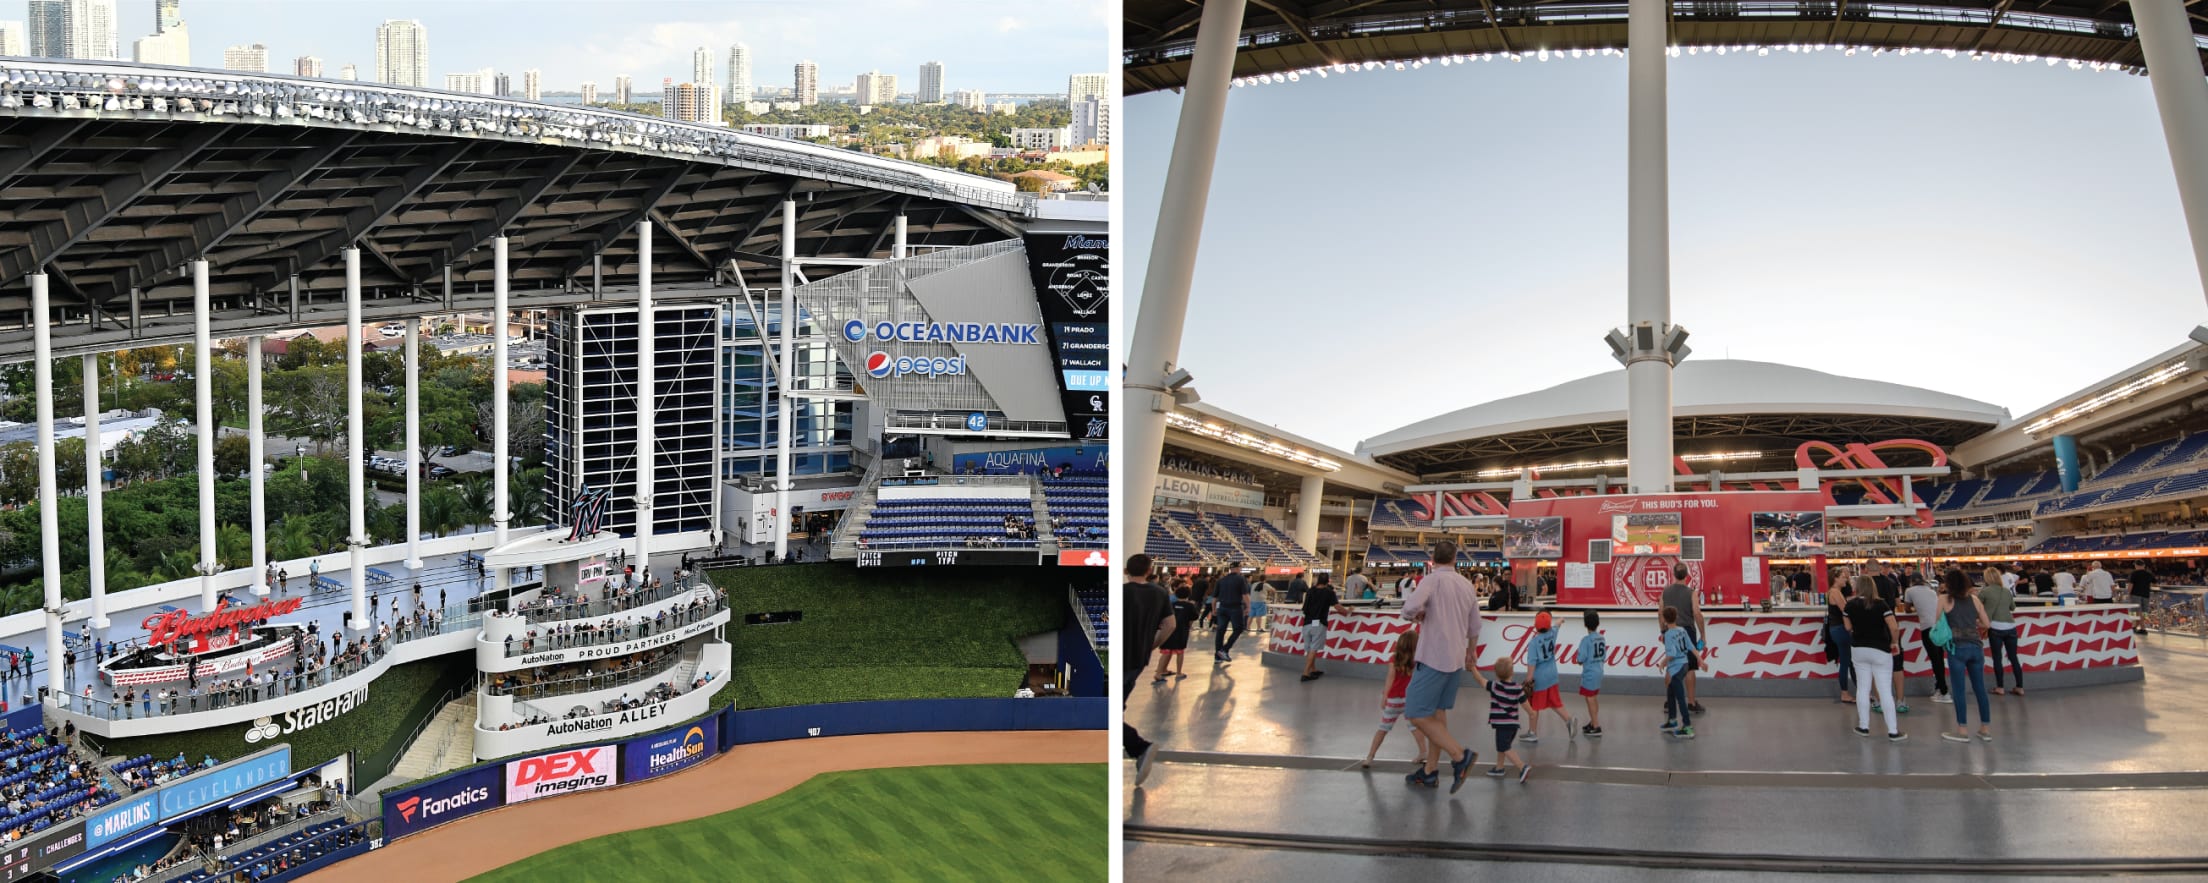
865, 351, 894, 378
568, 486, 611, 541
841, 319, 868, 342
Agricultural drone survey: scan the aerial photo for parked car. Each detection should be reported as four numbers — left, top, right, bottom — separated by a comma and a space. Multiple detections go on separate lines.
425, 462, 457, 479
378, 322, 407, 338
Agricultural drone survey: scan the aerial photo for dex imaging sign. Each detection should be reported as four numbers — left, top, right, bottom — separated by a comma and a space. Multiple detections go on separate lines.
505, 746, 618, 804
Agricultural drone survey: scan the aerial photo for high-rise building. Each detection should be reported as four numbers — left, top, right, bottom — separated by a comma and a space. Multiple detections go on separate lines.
222, 43, 267, 73
443, 68, 494, 95
523, 68, 541, 102
692, 45, 712, 86
339, 63, 357, 81
918, 61, 945, 103
1067, 72, 1106, 105
38, 0, 119, 60
854, 71, 896, 106
375, 19, 427, 87
614, 75, 632, 104
953, 89, 986, 111
155, 0, 180, 33
794, 60, 817, 105
579, 81, 597, 104
27, 1, 62, 58
293, 55, 322, 78
0, 22, 23, 57
132, 22, 186, 65
667, 82, 721, 124
1071, 97, 1109, 147
494, 72, 510, 97
725, 43, 750, 106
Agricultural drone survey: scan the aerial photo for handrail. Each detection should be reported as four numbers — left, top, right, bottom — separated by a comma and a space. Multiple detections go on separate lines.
509, 579, 707, 625
501, 597, 728, 657
830, 455, 891, 552
485, 649, 683, 700
1069, 586, 1101, 649
387, 686, 463, 778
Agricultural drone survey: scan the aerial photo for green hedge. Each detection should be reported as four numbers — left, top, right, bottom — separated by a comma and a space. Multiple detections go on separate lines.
709, 564, 1067, 710
92, 654, 474, 785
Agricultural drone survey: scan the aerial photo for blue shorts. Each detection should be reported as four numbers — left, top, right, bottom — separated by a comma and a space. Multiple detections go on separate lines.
1403, 662, 1462, 720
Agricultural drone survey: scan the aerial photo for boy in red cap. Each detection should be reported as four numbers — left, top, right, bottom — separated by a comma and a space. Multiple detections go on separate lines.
1521, 609, 1575, 742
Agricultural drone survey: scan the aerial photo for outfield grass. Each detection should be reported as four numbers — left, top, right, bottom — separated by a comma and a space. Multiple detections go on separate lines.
710, 564, 1066, 709
466, 763, 1105, 883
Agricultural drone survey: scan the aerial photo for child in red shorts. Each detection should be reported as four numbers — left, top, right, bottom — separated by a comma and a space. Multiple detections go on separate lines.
1522, 610, 1574, 742
1363, 631, 1430, 768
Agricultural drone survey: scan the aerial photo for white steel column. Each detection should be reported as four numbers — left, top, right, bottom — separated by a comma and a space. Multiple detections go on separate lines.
892, 214, 908, 260
1295, 474, 1325, 554
82, 355, 110, 626
344, 248, 369, 631
194, 260, 219, 612
247, 338, 267, 596
31, 275, 66, 705
493, 238, 511, 594
1623, 0, 1675, 494
404, 319, 422, 570
1123, 0, 1247, 554
2134, 0, 2208, 309
635, 222, 656, 568
775, 201, 796, 561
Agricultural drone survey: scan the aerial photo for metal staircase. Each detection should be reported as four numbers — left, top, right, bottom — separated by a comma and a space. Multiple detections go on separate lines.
1030, 475, 1058, 555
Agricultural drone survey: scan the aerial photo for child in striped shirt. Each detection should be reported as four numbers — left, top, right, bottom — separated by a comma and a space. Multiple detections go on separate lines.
1472, 655, 1532, 782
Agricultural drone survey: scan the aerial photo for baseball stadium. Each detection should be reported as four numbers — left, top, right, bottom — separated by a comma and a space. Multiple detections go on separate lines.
1122, 0, 2208, 877
0, 58, 1105, 882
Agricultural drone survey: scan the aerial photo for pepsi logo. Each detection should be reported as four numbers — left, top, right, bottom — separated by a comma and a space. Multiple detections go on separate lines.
841, 319, 867, 342
865, 351, 893, 378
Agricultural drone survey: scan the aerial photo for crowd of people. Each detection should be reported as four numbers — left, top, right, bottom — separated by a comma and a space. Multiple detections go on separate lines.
509, 568, 678, 624
488, 646, 679, 702
0, 726, 116, 842
111, 752, 219, 793
500, 591, 725, 656
90, 625, 396, 720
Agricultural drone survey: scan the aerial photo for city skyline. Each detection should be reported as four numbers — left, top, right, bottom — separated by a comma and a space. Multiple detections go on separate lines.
0, 0, 1110, 96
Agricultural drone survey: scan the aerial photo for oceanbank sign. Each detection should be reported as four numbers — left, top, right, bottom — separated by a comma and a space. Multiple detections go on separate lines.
843, 319, 1042, 380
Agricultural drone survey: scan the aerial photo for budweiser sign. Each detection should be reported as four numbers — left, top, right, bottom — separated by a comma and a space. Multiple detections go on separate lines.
142, 597, 305, 652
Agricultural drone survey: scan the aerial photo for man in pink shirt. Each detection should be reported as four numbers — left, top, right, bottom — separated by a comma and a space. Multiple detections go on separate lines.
1400, 539, 1486, 793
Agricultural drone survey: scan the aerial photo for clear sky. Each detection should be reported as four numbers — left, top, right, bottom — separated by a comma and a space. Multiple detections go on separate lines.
20, 0, 1113, 94
1123, 52, 2208, 454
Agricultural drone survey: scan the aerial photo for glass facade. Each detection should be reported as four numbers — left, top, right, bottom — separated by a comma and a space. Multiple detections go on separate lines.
721, 303, 854, 481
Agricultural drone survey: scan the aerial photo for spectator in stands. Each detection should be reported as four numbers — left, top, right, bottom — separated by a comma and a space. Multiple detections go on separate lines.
1123, 554, 1175, 787
1211, 565, 1252, 663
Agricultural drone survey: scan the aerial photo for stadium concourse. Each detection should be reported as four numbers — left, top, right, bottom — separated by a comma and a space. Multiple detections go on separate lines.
1125, 348, 2208, 875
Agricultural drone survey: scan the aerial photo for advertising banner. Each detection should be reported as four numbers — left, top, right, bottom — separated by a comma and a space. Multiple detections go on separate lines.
622, 717, 719, 784
856, 549, 1038, 568
1022, 232, 1108, 440
949, 445, 1109, 476
158, 745, 292, 822
83, 793, 156, 851
382, 765, 503, 841
1153, 473, 1264, 510
503, 746, 618, 804
0, 819, 84, 883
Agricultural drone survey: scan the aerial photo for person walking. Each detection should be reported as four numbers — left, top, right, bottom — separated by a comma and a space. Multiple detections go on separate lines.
1471, 656, 1532, 782
1300, 573, 1348, 682
1212, 565, 1251, 663
1658, 606, 1697, 738
1577, 610, 1607, 738
1902, 570, 1950, 705
1659, 564, 1709, 714
1939, 569, 1993, 743
2129, 563, 2156, 632
1983, 566, 2023, 696
1837, 575, 1907, 741
1401, 540, 1485, 793
1123, 555, 1176, 786
1152, 587, 1197, 684
1362, 631, 1430, 769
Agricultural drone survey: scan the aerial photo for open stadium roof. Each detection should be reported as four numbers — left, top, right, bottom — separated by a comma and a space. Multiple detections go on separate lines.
1358, 358, 2009, 476
1125, 0, 2208, 96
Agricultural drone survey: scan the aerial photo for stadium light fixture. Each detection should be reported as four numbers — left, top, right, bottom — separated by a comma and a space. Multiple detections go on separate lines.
2189, 325, 2208, 346
2021, 361, 2193, 434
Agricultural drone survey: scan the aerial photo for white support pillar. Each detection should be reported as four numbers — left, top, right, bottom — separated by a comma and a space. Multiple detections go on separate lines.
1623, 0, 1675, 495
247, 338, 267, 596
774, 201, 796, 561
493, 238, 511, 594
892, 214, 908, 260
2134, 0, 2208, 310
635, 221, 656, 569
1295, 474, 1325, 555
82, 354, 110, 627
194, 260, 219, 612
345, 248, 369, 632
32, 274, 66, 706
1123, 0, 1247, 555
404, 319, 422, 570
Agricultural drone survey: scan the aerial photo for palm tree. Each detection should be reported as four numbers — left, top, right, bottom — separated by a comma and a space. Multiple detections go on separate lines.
271, 516, 319, 561
457, 474, 493, 529
510, 471, 548, 528
423, 486, 460, 538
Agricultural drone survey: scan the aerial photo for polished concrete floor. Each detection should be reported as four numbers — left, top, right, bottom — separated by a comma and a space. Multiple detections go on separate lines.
1127, 842, 2153, 882
1126, 628, 2208, 872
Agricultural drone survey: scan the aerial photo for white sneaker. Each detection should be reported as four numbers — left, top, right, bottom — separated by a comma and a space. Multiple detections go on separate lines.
1932, 692, 1954, 704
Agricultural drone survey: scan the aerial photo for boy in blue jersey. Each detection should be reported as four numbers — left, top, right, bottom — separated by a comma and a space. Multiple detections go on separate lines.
1578, 610, 1607, 738
1521, 610, 1574, 743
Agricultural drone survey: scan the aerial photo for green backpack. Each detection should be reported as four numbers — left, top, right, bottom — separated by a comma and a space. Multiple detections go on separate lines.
1928, 609, 1953, 651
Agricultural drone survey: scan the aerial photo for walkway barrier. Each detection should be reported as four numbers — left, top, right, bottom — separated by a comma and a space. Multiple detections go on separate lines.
720, 697, 1106, 749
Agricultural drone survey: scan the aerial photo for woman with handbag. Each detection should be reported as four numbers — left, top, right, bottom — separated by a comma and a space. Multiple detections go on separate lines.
1939, 569, 1994, 743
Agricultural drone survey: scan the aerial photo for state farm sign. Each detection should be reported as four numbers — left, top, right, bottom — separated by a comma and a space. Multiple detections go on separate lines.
504, 746, 618, 804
